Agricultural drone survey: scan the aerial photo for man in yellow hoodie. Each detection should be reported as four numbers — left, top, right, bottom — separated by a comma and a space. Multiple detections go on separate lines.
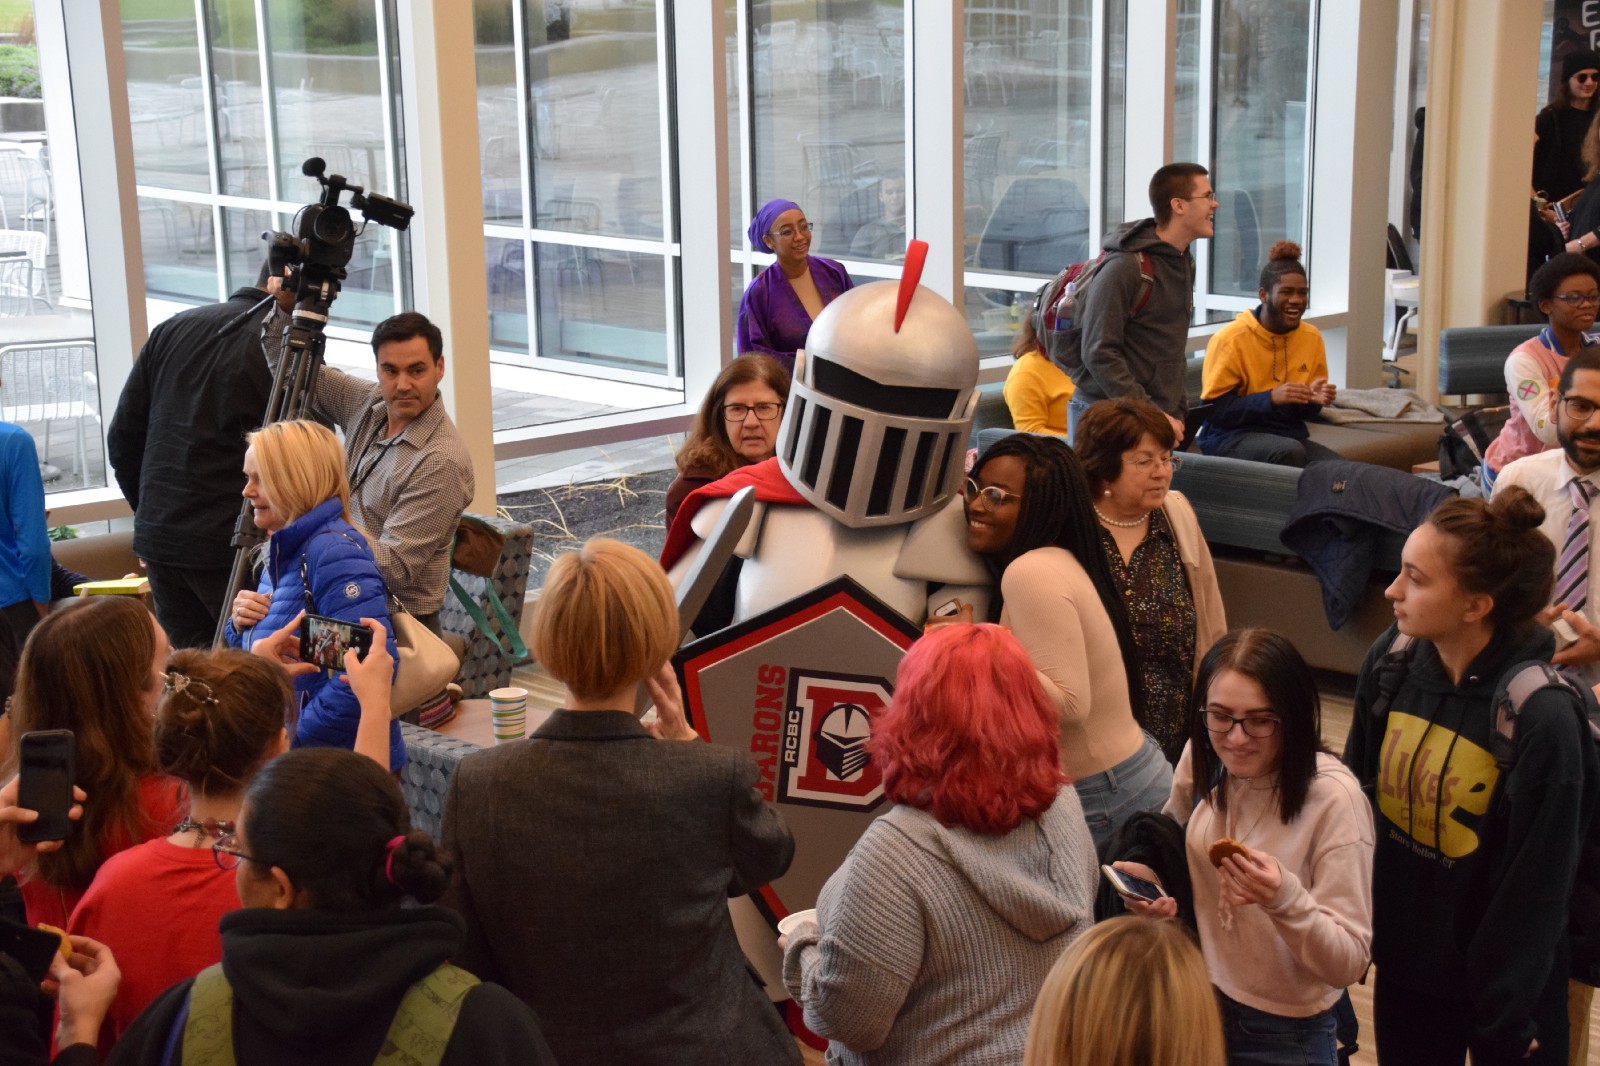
1197, 241, 1339, 467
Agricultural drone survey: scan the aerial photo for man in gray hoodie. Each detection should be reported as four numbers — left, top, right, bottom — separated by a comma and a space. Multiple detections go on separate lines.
1066, 162, 1215, 441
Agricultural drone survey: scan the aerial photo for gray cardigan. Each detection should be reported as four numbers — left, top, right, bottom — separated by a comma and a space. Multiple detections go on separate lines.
442, 709, 801, 1066
782, 787, 1099, 1065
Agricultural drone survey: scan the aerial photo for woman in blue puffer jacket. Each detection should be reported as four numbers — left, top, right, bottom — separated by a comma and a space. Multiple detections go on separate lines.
224, 419, 404, 770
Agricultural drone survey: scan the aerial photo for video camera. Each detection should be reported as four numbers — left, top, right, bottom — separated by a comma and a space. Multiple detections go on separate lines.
264, 156, 413, 306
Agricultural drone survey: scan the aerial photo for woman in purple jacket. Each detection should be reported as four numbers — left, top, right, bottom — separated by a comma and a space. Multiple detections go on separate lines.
736, 198, 853, 372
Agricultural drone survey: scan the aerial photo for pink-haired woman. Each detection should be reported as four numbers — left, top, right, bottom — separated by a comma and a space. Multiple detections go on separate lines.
780, 623, 1099, 1066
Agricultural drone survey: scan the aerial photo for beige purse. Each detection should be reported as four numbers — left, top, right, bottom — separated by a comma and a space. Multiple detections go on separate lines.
387, 602, 460, 718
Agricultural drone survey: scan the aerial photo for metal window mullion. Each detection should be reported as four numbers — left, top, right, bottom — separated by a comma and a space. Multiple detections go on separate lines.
655, 0, 681, 377
1088, 0, 1107, 246
514, 0, 539, 359
902, 2, 915, 250
1300, 0, 1320, 264
255, 0, 282, 206
374, 0, 402, 315
1194, 0, 1216, 307
193, 0, 227, 300
736, 0, 754, 289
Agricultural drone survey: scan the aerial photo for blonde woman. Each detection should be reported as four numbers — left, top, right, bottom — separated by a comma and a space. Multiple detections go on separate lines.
441, 538, 799, 1066
1023, 916, 1226, 1066
224, 419, 402, 769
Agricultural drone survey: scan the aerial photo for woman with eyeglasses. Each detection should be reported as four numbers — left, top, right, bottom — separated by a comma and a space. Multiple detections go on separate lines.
1114, 629, 1371, 1066
66, 635, 392, 1046
1002, 295, 1074, 437
735, 199, 854, 373
1481, 254, 1600, 492
106, 746, 555, 1065
0, 597, 185, 931
962, 433, 1166, 847
1342, 489, 1598, 1066
1074, 398, 1226, 765
665, 354, 790, 524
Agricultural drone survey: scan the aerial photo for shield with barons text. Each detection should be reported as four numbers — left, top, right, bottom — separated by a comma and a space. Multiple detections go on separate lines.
674, 576, 918, 928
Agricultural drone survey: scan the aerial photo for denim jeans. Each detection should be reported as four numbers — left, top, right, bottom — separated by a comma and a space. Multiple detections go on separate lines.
1072, 734, 1173, 848
1066, 395, 1091, 444
1217, 990, 1338, 1066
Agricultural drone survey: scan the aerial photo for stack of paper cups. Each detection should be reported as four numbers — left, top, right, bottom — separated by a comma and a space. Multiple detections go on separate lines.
489, 687, 529, 744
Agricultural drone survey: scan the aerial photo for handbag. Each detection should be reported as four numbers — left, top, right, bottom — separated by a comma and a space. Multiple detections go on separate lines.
448, 516, 532, 666
300, 531, 459, 718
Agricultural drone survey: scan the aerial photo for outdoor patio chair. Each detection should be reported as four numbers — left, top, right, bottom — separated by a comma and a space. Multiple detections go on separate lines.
0, 341, 100, 488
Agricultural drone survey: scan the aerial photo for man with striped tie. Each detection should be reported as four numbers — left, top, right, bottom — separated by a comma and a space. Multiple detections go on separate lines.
1493, 347, 1600, 1065
1497, 350, 1600, 681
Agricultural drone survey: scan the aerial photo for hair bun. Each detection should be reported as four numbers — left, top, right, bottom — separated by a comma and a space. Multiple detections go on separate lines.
1268, 240, 1302, 262
1489, 484, 1547, 533
382, 830, 452, 904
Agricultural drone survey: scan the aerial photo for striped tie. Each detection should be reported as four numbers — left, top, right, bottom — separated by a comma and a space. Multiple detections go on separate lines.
1555, 477, 1597, 612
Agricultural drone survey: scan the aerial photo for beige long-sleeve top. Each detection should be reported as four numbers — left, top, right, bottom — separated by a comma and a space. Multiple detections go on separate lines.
1164, 746, 1375, 1017
999, 546, 1142, 779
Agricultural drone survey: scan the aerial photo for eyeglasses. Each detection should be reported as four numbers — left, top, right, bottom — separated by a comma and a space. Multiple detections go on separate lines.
1577, 72, 1600, 84
1551, 292, 1600, 307
962, 478, 1022, 507
1178, 191, 1220, 204
769, 222, 814, 239
721, 402, 783, 422
1562, 395, 1600, 420
1202, 710, 1282, 738
212, 833, 258, 871
1125, 454, 1182, 472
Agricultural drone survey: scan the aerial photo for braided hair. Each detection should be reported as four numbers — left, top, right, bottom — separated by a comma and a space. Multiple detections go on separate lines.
972, 433, 1148, 726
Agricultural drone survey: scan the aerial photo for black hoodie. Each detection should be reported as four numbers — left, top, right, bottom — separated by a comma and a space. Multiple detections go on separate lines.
1343, 624, 1599, 1059
107, 906, 555, 1066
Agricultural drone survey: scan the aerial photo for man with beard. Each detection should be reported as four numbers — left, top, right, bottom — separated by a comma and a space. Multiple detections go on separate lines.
1490, 347, 1600, 1066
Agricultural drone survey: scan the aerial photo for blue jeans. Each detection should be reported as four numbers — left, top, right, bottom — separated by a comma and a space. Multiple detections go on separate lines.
1066, 395, 1090, 443
1072, 734, 1172, 848
1218, 990, 1337, 1066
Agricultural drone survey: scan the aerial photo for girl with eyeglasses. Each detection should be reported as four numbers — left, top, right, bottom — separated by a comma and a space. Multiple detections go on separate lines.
735, 199, 854, 373
962, 433, 1166, 847
1342, 489, 1599, 1065
1482, 254, 1600, 492
665, 354, 790, 524
1115, 628, 1373, 1066
67, 638, 392, 1047
108, 747, 556, 1065
1075, 397, 1227, 765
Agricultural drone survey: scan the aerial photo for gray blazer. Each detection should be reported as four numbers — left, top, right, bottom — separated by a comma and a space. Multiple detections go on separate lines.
442, 709, 801, 1066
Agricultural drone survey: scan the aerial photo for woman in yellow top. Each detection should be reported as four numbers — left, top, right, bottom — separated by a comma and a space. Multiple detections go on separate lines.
1196, 241, 1339, 467
1004, 299, 1074, 436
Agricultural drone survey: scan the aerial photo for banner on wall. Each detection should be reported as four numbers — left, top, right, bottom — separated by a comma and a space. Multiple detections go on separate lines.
1550, 1, 1600, 102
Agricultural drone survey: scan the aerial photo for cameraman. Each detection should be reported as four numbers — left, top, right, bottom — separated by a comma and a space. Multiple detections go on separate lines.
107, 261, 283, 648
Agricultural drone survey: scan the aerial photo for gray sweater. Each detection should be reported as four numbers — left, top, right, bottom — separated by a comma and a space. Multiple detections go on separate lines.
782, 787, 1098, 1065
1071, 218, 1196, 418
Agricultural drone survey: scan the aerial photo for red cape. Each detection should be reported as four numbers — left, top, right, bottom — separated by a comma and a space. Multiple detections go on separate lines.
659, 457, 807, 571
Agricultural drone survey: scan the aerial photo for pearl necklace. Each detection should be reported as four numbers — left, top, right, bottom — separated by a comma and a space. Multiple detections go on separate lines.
1093, 505, 1148, 529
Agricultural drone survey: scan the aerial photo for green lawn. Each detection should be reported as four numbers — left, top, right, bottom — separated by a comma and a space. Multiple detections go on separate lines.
0, 0, 32, 35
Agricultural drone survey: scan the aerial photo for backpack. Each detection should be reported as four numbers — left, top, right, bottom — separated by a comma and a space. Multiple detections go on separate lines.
1369, 632, 1600, 984
1032, 250, 1154, 378
1436, 407, 1508, 481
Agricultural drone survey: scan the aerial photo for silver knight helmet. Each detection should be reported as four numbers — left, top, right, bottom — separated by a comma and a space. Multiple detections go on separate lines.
776, 242, 981, 529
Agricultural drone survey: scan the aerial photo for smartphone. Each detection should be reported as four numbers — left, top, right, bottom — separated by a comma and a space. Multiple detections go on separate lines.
17, 730, 74, 844
1101, 864, 1167, 903
0, 917, 64, 983
300, 613, 373, 675
932, 598, 962, 618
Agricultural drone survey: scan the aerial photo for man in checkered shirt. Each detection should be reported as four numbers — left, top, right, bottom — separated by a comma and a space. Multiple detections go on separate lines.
263, 309, 473, 633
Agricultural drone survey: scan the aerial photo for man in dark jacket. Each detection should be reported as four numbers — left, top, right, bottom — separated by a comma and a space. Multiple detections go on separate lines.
1065, 162, 1211, 442
107, 263, 279, 647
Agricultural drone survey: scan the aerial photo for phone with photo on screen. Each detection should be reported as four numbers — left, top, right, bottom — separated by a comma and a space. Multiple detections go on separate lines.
300, 613, 373, 677
17, 729, 74, 844
1100, 864, 1167, 903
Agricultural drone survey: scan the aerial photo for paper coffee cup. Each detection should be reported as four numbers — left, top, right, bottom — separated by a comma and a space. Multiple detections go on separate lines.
776, 909, 817, 937
490, 686, 529, 704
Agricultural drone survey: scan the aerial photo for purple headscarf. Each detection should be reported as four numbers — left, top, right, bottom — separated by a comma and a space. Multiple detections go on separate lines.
747, 199, 802, 249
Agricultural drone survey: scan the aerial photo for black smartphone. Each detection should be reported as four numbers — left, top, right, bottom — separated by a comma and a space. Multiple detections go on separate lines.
1100, 864, 1167, 903
17, 730, 74, 844
0, 917, 64, 983
300, 613, 374, 675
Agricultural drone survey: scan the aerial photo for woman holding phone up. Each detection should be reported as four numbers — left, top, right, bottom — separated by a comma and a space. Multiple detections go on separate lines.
1116, 629, 1373, 1066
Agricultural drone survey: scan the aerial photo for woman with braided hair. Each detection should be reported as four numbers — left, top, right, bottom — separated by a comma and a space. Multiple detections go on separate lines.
107, 747, 556, 1065
962, 432, 1166, 847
